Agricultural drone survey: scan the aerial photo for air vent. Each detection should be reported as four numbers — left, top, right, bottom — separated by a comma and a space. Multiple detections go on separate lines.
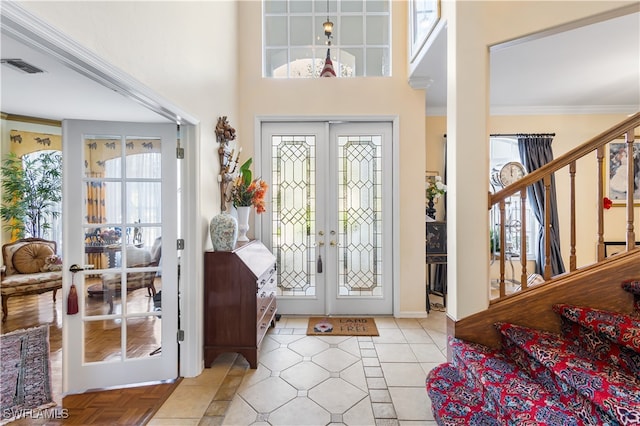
1, 58, 45, 74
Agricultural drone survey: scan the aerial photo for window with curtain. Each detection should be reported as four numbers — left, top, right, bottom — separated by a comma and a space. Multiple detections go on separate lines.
263, 0, 391, 78
105, 152, 162, 249
490, 137, 537, 258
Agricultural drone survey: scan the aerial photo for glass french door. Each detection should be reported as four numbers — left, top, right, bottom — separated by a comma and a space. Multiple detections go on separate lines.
260, 121, 393, 315
62, 120, 178, 393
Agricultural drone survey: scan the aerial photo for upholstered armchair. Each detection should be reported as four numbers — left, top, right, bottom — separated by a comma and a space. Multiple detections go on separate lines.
1, 238, 63, 322
101, 240, 161, 314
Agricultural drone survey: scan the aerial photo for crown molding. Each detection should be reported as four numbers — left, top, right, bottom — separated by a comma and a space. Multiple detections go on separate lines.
425, 104, 640, 117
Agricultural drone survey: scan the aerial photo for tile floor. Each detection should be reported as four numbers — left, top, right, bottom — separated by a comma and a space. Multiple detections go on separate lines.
150, 308, 447, 426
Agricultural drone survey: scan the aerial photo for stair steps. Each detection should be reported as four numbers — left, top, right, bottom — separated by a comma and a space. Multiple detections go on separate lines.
497, 322, 640, 425
426, 279, 640, 425
553, 303, 640, 377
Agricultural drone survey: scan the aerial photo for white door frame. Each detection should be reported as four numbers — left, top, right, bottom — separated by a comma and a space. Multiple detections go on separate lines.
3, 2, 203, 380
254, 116, 401, 317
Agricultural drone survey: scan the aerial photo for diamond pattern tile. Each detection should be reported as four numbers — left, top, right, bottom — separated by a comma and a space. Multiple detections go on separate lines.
312, 347, 360, 372
281, 362, 331, 390
308, 378, 368, 413
238, 377, 297, 413
288, 336, 331, 357
154, 315, 448, 426
258, 347, 303, 371
268, 397, 331, 425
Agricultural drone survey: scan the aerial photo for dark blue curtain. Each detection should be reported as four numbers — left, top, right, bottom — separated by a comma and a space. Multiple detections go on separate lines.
518, 135, 565, 276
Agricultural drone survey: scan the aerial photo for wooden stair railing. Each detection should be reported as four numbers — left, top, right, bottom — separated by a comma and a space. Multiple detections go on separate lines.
489, 112, 640, 302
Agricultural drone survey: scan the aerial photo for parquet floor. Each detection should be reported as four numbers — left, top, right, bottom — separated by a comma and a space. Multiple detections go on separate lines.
1, 278, 177, 425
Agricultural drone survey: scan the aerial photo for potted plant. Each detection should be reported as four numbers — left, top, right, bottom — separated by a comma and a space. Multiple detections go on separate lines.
1, 151, 62, 239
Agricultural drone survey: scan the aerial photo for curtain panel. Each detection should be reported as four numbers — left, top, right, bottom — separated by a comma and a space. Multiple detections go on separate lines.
518, 135, 566, 276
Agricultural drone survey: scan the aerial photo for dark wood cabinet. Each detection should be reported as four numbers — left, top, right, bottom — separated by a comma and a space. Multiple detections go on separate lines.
203, 240, 277, 369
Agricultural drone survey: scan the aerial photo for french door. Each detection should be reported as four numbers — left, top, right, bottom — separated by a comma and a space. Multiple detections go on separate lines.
260, 121, 393, 315
62, 120, 178, 393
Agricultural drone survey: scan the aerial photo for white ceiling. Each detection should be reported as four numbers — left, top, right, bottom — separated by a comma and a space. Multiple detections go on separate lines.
1, 32, 170, 123
1, 9, 639, 122
410, 10, 640, 116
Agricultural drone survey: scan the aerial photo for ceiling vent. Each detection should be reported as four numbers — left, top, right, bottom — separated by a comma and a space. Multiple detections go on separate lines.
1, 58, 45, 74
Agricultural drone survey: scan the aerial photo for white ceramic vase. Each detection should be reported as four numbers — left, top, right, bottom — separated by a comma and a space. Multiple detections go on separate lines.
236, 206, 251, 242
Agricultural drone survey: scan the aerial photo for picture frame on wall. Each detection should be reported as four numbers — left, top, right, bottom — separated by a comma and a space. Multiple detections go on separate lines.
604, 241, 639, 258
409, 0, 440, 63
606, 140, 640, 205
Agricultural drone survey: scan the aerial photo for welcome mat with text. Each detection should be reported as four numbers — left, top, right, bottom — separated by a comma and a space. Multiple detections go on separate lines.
306, 317, 379, 336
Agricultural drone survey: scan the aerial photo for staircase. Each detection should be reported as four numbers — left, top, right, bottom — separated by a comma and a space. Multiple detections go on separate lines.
426, 279, 640, 425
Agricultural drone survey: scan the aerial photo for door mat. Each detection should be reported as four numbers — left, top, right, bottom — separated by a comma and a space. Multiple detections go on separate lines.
0, 324, 55, 424
307, 317, 379, 336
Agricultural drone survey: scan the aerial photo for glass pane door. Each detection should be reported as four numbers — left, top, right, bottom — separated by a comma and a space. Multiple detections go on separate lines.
261, 121, 393, 315
63, 120, 178, 393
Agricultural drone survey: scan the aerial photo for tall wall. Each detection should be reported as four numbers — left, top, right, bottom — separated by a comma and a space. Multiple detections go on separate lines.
237, 0, 427, 315
18, 0, 240, 248
440, 0, 637, 320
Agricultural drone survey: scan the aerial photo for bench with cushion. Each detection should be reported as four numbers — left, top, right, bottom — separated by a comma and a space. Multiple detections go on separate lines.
1, 238, 63, 322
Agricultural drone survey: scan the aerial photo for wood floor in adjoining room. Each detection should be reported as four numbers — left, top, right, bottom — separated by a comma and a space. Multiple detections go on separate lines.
1, 277, 172, 425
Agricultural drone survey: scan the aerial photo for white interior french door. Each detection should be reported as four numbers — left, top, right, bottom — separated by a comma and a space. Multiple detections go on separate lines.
260, 121, 393, 315
62, 120, 178, 393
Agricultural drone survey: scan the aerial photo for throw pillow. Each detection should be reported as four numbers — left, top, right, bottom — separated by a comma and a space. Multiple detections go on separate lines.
13, 243, 55, 274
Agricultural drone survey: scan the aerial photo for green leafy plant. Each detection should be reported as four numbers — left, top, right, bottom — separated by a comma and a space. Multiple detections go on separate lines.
1, 151, 62, 239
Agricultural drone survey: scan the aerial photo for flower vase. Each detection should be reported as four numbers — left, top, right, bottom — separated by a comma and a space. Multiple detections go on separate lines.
426, 198, 436, 220
236, 206, 251, 242
210, 211, 238, 251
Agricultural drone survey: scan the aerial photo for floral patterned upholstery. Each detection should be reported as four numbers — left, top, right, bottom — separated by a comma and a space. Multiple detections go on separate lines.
1, 238, 62, 322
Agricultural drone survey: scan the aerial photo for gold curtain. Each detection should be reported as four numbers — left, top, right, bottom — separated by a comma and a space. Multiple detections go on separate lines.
85, 173, 107, 269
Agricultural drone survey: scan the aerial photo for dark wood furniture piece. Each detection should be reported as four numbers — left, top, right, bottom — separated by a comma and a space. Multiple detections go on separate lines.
204, 240, 277, 369
426, 221, 447, 313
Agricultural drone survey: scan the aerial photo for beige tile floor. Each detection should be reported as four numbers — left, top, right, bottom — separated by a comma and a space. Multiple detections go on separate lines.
150, 308, 447, 426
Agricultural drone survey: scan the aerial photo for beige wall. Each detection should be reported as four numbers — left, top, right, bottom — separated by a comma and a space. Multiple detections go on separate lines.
237, 1, 428, 315
427, 113, 636, 276
438, 0, 637, 319
19, 0, 239, 250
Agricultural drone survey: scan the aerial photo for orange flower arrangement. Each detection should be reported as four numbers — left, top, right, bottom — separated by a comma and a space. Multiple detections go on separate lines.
230, 158, 268, 213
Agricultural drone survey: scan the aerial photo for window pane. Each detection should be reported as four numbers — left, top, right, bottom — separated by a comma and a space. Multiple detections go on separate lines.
340, 16, 363, 45
290, 48, 317, 78
266, 48, 289, 77
366, 48, 388, 76
366, 15, 388, 45
339, 47, 361, 77
264, 0, 287, 13
367, 0, 389, 13
265, 16, 288, 46
127, 182, 161, 223
341, 0, 362, 13
290, 0, 312, 13
314, 16, 329, 46
290, 16, 313, 46
262, 0, 390, 78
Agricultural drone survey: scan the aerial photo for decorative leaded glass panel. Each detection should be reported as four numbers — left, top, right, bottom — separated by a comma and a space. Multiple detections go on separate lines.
337, 135, 383, 297
272, 135, 317, 297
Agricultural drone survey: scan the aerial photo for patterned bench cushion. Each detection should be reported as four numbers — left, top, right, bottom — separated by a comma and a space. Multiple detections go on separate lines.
1, 271, 62, 296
